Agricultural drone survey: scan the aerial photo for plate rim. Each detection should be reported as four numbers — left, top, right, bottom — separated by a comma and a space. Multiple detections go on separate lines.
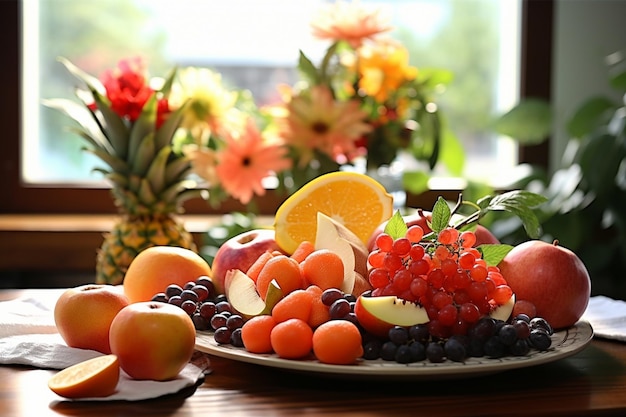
195, 320, 594, 379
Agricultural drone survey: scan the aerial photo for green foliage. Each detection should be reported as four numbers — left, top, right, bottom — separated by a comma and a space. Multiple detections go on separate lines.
200, 213, 261, 265
385, 191, 545, 261
492, 98, 553, 145
491, 50, 626, 296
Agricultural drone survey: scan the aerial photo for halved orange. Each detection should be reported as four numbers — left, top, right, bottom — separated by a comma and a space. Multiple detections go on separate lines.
274, 172, 393, 254
48, 354, 120, 399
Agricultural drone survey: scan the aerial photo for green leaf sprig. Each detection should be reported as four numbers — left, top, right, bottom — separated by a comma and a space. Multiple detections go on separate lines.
384, 190, 547, 266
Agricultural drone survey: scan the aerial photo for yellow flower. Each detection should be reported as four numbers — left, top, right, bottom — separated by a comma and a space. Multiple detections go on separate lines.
279, 85, 372, 165
358, 40, 418, 103
169, 67, 238, 144
310, 0, 391, 49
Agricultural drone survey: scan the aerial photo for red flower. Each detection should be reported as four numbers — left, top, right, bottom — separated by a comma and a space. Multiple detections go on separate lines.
156, 97, 171, 129
100, 57, 153, 122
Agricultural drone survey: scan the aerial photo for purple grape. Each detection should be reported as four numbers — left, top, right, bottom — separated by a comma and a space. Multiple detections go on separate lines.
181, 300, 197, 316
199, 301, 217, 320
329, 298, 351, 319
321, 288, 344, 306
165, 284, 183, 299
214, 327, 232, 344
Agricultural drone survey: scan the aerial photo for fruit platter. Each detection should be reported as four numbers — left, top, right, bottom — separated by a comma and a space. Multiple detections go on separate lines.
195, 322, 593, 381
49, 172, 595, 396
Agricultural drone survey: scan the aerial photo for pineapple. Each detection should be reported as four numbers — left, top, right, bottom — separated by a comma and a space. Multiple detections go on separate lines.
44, 58, 204, 284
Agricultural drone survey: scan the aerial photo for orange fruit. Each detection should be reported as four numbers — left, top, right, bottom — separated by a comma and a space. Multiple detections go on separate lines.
290, 240, 316, 263
241, 315, 277, 354
255, 255, 303, 301
123, 246, 212, 303
300, 249, 345, 291
271, 289, 315, 323
270, 318, 314, 359
48, 354, 120, 399
305, 285, 331, 328
245, 251, 276, 283
273, 172, 393, 254
312, 320, 363, 365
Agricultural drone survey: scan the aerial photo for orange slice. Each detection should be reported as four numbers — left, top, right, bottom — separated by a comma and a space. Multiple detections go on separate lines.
48, 354, 120, 399
274, 172, 393, 254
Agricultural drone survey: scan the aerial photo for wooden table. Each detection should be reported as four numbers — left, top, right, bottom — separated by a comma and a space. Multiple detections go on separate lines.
2, 289, 626, 417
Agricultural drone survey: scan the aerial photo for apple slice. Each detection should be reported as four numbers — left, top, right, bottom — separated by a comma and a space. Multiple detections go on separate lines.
224, 270, 283, 319
354, 295, 429, 337
490, 293, 516, 322
315, 212, 370, 295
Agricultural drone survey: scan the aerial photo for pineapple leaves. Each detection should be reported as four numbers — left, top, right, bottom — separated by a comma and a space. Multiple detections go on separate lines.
128, 94, 158, 164
82, 147, 129, 174
165, 157, 193, 185
57, 57, 129, 159
57, 57, 106, 96
131, 133, 156, 176
145, 146, 172, 194
41, 98, 114, 154
138, 178, 157, 205
90, 88, 129, 160
155, 100, 189, 150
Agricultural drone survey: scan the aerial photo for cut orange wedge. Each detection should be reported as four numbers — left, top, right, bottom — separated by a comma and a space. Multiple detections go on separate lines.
274, 172, 393, 254
48, 354, 120, 399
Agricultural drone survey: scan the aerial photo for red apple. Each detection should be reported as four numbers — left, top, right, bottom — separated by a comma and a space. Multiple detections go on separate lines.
367, 210, 499, 251
354, 295, 429, 337
54, 284, 129, 354
109, 302, 196, 381
211, 229, 285, 294
498, 240, 591, 329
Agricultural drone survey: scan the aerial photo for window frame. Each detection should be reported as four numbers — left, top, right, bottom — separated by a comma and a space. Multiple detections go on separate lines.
1, 0, 552, 215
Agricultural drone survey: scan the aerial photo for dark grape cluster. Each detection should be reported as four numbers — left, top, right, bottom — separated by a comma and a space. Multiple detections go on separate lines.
362, 313, 554, 364
150, 275, 245, 347
321, 288, 358, 324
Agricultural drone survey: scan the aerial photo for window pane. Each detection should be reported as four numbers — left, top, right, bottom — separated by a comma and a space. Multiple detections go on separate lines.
22, 0, 520, 186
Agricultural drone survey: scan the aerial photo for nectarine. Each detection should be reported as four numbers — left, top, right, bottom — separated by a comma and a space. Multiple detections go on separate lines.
54, 284, 129, 354
109, 302, 196, 381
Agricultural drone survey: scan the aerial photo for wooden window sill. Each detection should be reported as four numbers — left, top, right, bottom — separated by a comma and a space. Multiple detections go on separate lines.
0, 214, 273, 273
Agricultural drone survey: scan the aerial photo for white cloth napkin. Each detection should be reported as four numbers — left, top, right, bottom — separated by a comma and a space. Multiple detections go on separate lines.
581, 295, 626, 342
0, 289, 208, 401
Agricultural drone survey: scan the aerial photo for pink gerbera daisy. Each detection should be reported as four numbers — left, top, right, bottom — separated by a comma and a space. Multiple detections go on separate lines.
280, 85, 372, 165
215, 118, 292, 204
310, 0, 391, 49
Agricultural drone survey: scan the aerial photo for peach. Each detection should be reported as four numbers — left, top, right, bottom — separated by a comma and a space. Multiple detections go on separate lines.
54, 284, 129, 354
109, 302, 196, 381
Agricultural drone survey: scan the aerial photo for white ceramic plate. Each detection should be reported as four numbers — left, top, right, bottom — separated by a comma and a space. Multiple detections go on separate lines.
195, 321, 593, 380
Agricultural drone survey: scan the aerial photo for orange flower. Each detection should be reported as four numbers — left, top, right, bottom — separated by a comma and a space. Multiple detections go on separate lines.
358, 40, 418, 103
310, 0, 391, 49
215, 118, 292, 205
280, 85, 372, 165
